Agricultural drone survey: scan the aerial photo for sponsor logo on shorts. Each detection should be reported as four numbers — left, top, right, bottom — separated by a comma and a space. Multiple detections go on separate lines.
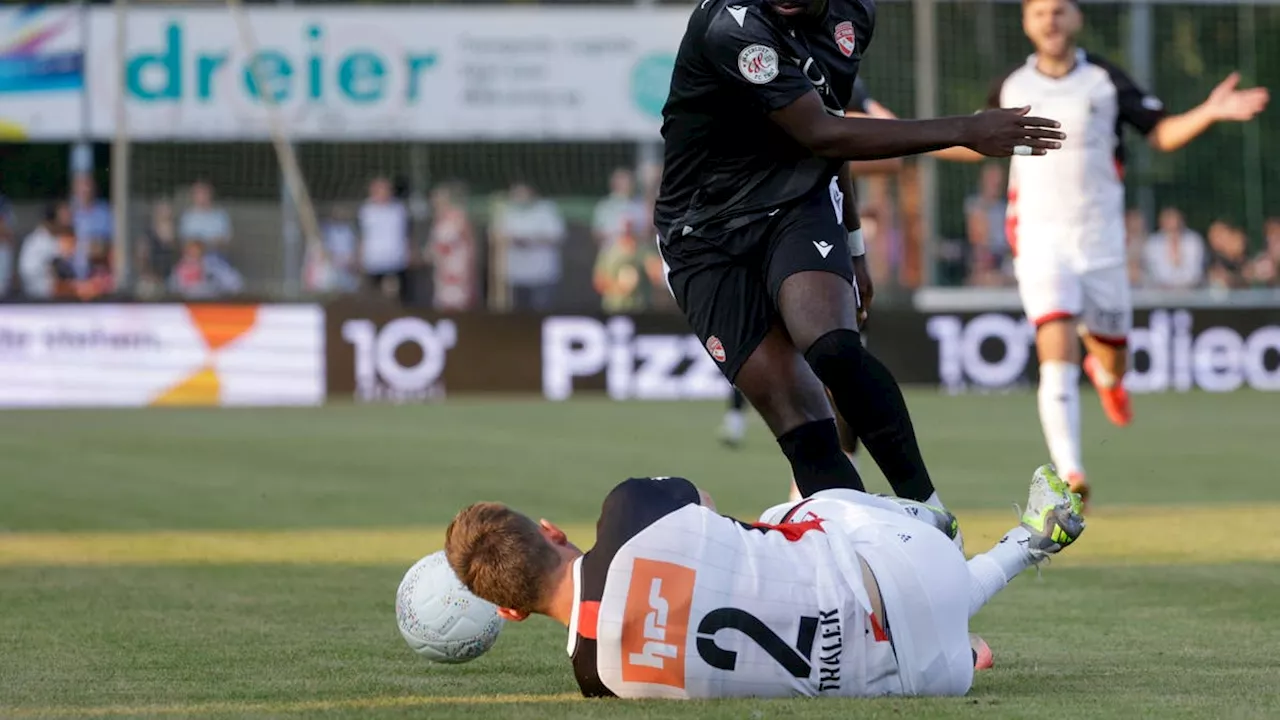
737, 44, 779, 84
706, 336, 727, 363
834, 21, 857, 58
813, 240, 834, 258
621, 558, 696, 688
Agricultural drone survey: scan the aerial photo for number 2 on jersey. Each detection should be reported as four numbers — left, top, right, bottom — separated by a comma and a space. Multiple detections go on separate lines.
695, 607, 819, 677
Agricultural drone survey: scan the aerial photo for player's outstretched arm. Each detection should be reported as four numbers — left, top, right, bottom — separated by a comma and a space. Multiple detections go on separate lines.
771, 92, 1064, 161
1148, 72, 1269, 152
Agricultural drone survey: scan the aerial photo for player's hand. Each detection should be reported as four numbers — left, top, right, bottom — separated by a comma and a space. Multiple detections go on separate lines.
1205, 72, 1269, 122
962, 107, 1065, 157
852, 254, 874, 329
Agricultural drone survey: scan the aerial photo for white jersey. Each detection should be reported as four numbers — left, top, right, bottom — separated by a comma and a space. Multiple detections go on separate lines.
993, 50, 1165, 270
567, 478, 899, 699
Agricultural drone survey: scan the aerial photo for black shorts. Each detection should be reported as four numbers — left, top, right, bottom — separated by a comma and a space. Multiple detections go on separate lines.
658, 181, 854, 382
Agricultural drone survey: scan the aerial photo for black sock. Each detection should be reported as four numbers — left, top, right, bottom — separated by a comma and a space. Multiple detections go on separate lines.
777, 419, 865, 497
805, 329, 937, 503
729, 388, 746, 411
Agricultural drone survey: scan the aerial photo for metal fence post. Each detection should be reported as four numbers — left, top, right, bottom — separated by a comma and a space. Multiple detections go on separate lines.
913, 0, 939, 286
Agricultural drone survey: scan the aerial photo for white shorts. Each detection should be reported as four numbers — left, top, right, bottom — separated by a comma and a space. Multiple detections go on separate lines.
758, 490, 975, 697
1013, 259, 1132, 343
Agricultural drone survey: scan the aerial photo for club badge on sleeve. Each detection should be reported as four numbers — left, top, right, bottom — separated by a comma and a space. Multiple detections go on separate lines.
834, 21, 857, 58
738, 44, 780, 84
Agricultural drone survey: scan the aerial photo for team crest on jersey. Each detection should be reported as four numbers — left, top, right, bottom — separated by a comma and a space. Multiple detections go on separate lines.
705, 336, 727, 363
834, 21, 857, 58
737, 44, 779, 84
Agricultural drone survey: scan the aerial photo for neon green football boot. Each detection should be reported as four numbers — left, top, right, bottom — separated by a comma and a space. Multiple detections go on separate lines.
1020, 464, 1086, 559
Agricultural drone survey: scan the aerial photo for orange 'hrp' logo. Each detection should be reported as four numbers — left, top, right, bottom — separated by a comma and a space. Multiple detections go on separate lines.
620, 558, 696, 688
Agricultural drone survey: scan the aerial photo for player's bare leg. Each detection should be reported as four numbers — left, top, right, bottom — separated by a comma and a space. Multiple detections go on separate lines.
1034, 317, 1089, 509
772, 270, 942, 506
1081, 331, 1132, 428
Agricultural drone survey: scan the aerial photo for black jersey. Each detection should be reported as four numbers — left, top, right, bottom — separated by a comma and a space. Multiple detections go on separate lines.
653, 0, 876, 242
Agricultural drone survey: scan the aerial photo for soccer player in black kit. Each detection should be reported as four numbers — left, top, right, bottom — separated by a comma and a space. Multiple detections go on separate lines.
654, 0, 1066, 509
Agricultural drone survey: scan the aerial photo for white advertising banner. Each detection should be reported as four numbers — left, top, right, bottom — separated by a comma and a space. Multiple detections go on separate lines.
0, 304, 324, 408
84, 7, 687, 140
0, 5, 85, 140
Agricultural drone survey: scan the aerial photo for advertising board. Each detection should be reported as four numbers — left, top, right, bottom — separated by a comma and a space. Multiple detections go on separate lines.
0, 304, 324, 407
85, 7, 686, 140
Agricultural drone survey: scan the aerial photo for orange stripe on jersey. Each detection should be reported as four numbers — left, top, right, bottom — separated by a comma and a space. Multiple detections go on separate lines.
577, 601, 600, 640
620, 559, 696, 689
868, 611, 889, 643
751, 516, 826, 542
1114, 157, 1126, 181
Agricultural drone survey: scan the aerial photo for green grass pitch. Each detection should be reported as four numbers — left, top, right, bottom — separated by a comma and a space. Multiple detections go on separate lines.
1, 391, 1278, 719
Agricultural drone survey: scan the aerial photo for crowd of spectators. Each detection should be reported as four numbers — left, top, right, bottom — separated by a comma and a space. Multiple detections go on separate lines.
2, 164, 1277, 309
954, 162, 1280, 292
1125, 207, 1280, 291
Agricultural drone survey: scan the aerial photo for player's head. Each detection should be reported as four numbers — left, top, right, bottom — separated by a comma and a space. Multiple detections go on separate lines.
765, 0, 828, 20
444, 502, 581, 621
1022, 0, 1082, 59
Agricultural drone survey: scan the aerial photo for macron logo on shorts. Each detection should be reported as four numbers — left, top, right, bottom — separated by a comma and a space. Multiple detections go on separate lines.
813, 241, 834, 258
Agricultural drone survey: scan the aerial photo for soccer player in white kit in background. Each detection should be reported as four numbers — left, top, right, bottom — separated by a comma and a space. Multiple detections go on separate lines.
444, 466, 1085, 699
935, 0, 1268, 509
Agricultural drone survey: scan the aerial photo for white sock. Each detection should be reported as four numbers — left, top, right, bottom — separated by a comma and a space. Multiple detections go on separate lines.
722, 410, 745, 439
1037, 361, 1083, 477
967, 526, 1035, 617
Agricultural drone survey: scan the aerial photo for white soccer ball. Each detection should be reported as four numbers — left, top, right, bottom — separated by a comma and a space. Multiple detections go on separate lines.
395, 550, 505, 663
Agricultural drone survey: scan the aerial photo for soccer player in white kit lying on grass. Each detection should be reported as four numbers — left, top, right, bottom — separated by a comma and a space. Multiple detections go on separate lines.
444, 465, 1085, 699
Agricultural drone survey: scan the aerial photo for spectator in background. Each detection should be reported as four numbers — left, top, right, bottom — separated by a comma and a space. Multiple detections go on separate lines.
136, 200, 181, 297
1124, 208, 1148, 287
50, 226, 81, 300
593, 218, 664, 313
80, 243, 114, 300
426, 182, 477, 312
1206, 220, 1249, 290
18, 202, 72, 299
964, 162, 1011, 286
358, 176, 412, 304
169, 240, 244, 299
1245, 217, 1280, 287
0, 193, 14, 297
491, 181, 565, 312
592, 168, 648, 250
179, 180, 233, 258
71, 172, 112, 278
1142, 207, 1205, 290
305, 204, 359, 294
